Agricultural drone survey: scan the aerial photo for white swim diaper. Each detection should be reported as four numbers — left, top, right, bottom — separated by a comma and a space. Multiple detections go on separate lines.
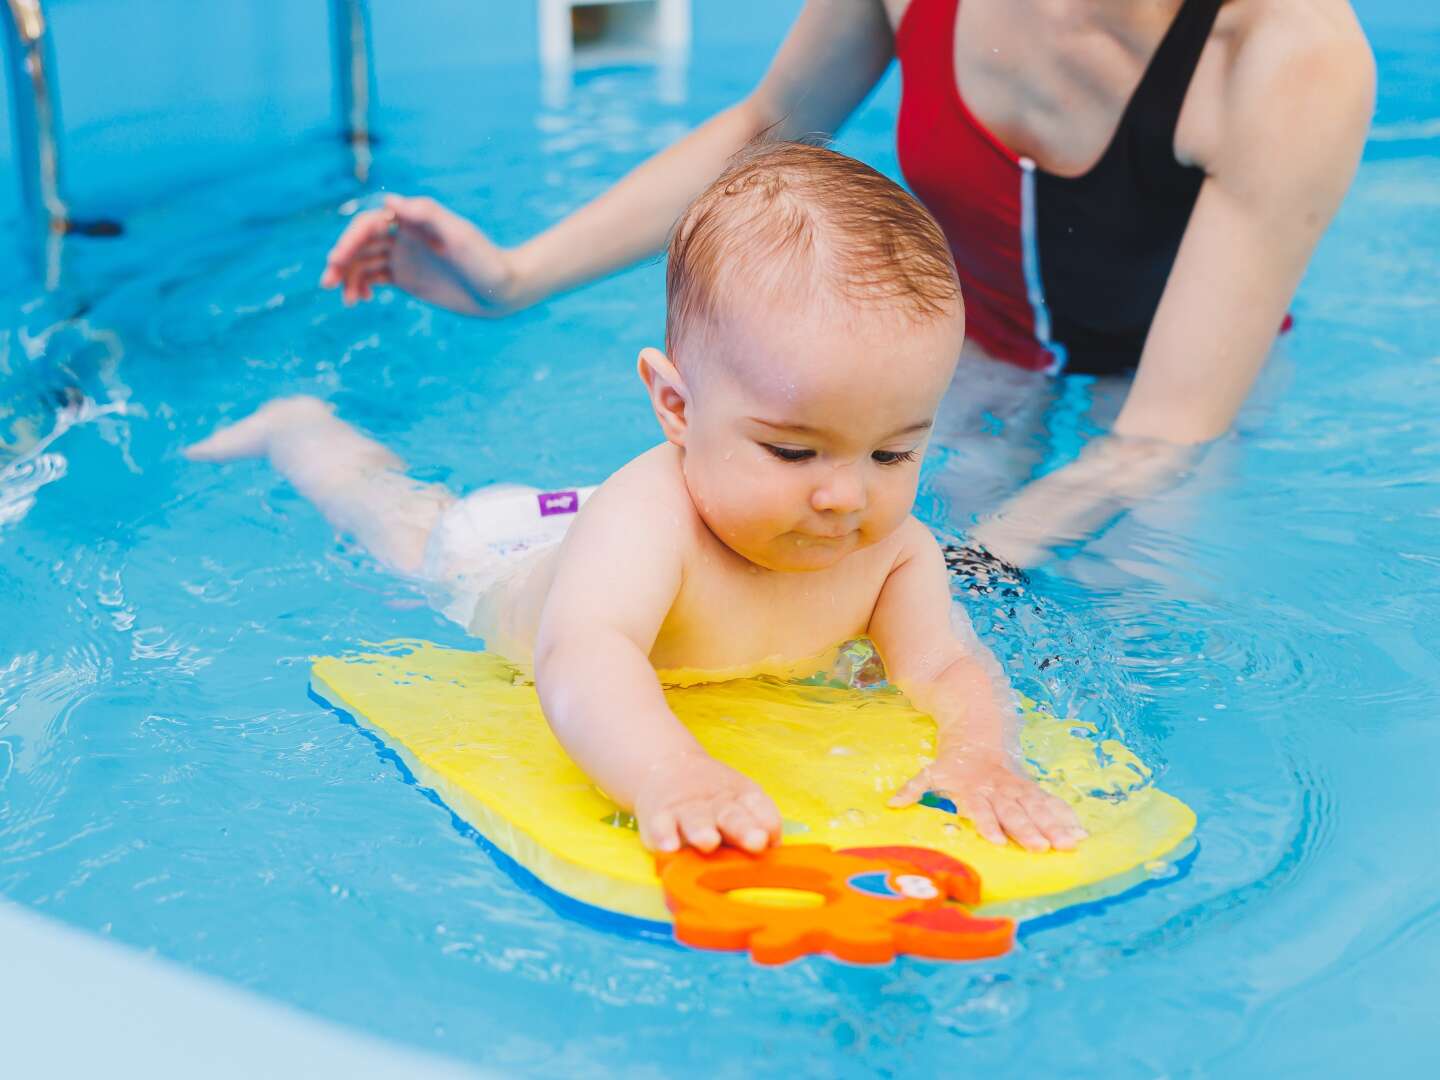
419, 483, 596, 629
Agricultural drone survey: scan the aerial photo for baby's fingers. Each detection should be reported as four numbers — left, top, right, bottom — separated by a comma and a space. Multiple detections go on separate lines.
1022, 791, 1087, 851
640, 808, 680, 854
993, 797, 1050, 852
740, 790, 783, 844
717, 803, 769, 853
959, 795, 1007, 847
886, 771, 932, 809
677, 805, 721, 853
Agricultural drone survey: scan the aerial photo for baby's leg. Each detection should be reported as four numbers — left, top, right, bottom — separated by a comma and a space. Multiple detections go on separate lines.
184, 396, 452, 575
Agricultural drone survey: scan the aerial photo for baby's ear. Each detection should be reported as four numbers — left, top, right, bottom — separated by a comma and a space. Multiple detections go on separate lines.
638, 347, 690, 446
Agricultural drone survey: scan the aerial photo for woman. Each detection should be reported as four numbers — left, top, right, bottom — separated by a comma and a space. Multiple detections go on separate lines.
321, 0, 1374, 567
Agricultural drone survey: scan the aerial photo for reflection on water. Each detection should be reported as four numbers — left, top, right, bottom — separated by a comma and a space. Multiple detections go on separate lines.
1, 32, 1439, 1080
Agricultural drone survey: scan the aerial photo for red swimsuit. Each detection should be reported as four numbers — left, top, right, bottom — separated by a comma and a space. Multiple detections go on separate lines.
895, 0, 1236, 375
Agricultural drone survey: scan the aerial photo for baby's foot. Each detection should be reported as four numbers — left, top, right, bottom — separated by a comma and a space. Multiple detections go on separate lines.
183, 395, 332, 462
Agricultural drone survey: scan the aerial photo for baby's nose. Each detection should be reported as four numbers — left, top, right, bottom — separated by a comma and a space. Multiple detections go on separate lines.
811, 467, 866, 514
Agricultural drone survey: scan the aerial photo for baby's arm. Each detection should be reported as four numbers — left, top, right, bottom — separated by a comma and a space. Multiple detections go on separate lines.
868, 520, 1086, 852
532, 472, 780, 854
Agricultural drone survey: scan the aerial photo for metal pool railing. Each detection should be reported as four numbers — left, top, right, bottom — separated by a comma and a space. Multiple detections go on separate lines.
1, 0, 376, 281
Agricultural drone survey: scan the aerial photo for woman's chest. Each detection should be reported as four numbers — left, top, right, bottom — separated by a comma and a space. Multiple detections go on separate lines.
889, 0, 1234, 176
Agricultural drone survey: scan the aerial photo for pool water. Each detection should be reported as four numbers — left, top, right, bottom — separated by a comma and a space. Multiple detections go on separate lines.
2, 5, 1438, 1076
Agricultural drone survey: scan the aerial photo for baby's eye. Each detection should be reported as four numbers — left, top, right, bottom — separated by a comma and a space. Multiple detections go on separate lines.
762, 443, 816, 463
871, 449, 919, 466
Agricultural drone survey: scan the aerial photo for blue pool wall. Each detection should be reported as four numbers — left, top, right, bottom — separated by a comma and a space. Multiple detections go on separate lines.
0, 0, 805, 241
0, 2, 1434, 262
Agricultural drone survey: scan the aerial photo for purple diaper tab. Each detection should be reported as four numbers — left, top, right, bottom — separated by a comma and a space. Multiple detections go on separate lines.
537, 490, 581, 517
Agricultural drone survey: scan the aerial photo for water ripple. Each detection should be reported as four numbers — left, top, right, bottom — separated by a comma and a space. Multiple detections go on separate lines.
0, 34, 1434, 1078
0, 452, 68, 530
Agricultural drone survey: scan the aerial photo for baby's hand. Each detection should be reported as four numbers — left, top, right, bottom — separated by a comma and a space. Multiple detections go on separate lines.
634, 751, 782, 855
889, 753, 1087, 852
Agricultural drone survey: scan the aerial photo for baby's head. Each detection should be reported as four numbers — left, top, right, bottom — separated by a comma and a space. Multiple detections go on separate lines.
640, 142, 964, 571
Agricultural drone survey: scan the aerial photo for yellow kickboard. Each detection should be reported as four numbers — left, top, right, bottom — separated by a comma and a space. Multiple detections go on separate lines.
311, 641, 1196, 924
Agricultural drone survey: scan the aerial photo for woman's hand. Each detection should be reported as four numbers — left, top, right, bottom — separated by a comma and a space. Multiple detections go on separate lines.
889, 751, 1086, 852
966, 435, 1197, 569
320, 194, 525, 316
318, 4, 896, 319
634, 750, 782, 855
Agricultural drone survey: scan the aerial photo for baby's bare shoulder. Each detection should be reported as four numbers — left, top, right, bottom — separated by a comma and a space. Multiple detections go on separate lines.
882, 515, 944, 566
823, 518, 941, 605
575, 444, 706, 549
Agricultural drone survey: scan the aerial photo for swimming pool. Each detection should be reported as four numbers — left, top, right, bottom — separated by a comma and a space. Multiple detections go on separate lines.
2, 1, 1437, 1074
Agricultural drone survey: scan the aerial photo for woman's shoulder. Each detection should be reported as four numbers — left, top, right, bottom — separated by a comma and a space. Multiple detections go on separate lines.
1220, 0, 1375, 112
1200, 0, 1375, 186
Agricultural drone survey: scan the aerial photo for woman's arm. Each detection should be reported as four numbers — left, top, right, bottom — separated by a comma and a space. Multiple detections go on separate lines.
510, 0, 896, 308
323, 0, 896, 314
973, 4, 1376, 567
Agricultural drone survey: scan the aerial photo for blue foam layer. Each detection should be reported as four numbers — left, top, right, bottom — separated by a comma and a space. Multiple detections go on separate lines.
309, 686, 678, 947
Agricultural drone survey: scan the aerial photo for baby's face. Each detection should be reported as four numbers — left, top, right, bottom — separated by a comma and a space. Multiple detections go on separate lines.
673, 300, 963, 572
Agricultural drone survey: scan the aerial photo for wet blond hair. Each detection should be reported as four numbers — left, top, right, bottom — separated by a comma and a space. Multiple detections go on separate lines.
665, 141, 961, 358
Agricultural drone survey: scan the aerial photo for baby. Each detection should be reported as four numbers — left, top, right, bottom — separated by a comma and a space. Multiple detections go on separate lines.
188, 143, 1085, 857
